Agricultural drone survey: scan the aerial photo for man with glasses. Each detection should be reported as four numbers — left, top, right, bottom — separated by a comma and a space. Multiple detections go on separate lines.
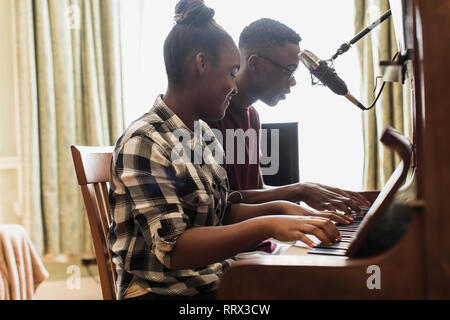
207, 18, 370, 214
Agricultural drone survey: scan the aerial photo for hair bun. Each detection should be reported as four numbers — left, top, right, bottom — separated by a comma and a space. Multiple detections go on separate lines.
174, 0, 215, 26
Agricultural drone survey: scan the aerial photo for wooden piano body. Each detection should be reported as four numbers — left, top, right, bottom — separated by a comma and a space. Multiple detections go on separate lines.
217, 0, 450, 299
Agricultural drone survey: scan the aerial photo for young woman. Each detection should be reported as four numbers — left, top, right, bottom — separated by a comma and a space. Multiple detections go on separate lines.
108, 0, 351, 300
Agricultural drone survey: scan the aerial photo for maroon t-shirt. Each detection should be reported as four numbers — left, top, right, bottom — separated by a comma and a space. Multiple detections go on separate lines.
207, 103, 262, 190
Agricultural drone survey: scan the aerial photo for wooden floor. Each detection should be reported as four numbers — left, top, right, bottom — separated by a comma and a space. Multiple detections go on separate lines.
34, 277, 102, 300
33, 254, 103, 300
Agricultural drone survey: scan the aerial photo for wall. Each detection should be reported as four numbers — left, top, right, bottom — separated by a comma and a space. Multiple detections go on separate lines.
0, 0, 21, 225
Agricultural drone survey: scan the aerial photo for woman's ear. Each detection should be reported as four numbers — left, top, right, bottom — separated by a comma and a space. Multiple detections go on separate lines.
194, 52, 208, 76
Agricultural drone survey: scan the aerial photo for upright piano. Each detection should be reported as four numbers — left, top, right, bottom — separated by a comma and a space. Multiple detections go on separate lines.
218, 0, 450, 299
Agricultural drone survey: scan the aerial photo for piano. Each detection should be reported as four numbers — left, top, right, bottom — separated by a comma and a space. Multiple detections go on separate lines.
217, 0, 450, 299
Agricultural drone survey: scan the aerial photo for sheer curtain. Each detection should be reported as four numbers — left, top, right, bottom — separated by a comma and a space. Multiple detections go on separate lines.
354, 0, 412, 190
14, 0, 124, 255
120, 0, 364, 191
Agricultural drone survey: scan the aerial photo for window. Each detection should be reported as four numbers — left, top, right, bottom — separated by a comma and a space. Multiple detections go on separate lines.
120, 0, 363, 191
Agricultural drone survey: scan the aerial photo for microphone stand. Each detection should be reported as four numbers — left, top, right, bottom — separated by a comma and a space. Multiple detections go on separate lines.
327, 9, 393, 111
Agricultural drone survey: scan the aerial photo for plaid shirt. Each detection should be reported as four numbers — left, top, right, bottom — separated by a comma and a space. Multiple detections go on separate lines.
108, 96, 234, 299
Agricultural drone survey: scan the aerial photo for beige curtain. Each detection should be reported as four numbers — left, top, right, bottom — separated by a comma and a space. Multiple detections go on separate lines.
14, 0, 124, 255
354, 0, 412, 190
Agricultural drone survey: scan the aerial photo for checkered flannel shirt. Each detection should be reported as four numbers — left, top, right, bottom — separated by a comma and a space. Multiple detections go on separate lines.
108, 96, 234, 299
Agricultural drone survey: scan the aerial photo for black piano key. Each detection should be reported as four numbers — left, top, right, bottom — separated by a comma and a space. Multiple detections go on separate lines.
336, 221, 361, 228
338, 222, 360, 227
361, 207, 370, 213
339, 232, 356, 237
338, 232, 357, 236
336, 227, 359, 232
340, 233, 356, 237
337, 230, 357, 234
315, 242, 350, 250
337, 238, 353, 243
308, 248, 347, 256
337, 227, 358, 231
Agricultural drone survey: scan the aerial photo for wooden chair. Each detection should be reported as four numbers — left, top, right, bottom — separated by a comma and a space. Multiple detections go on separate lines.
70, 145, 117, 300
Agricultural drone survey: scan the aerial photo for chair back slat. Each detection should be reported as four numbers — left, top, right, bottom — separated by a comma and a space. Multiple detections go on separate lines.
71, 145, 117, 300
101, 182, 111, 225
93, 182, 118, 285
93, 183, 110, 241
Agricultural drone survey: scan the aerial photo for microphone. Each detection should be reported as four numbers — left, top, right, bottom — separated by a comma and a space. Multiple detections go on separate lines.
298, 49, 366, 111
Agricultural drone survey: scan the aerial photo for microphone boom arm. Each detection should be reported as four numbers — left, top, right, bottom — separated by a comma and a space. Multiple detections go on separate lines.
331, 9, 392, 60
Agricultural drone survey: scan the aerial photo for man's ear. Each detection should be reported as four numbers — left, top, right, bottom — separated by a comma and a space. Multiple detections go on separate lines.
194, 52, 208, 76
247, 54, 261, 73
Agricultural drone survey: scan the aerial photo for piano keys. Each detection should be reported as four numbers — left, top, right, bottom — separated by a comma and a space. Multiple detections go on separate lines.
308, 213, 365, 256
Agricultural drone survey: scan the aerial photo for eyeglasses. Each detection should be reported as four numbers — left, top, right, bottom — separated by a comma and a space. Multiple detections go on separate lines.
255, 54, 297, 82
